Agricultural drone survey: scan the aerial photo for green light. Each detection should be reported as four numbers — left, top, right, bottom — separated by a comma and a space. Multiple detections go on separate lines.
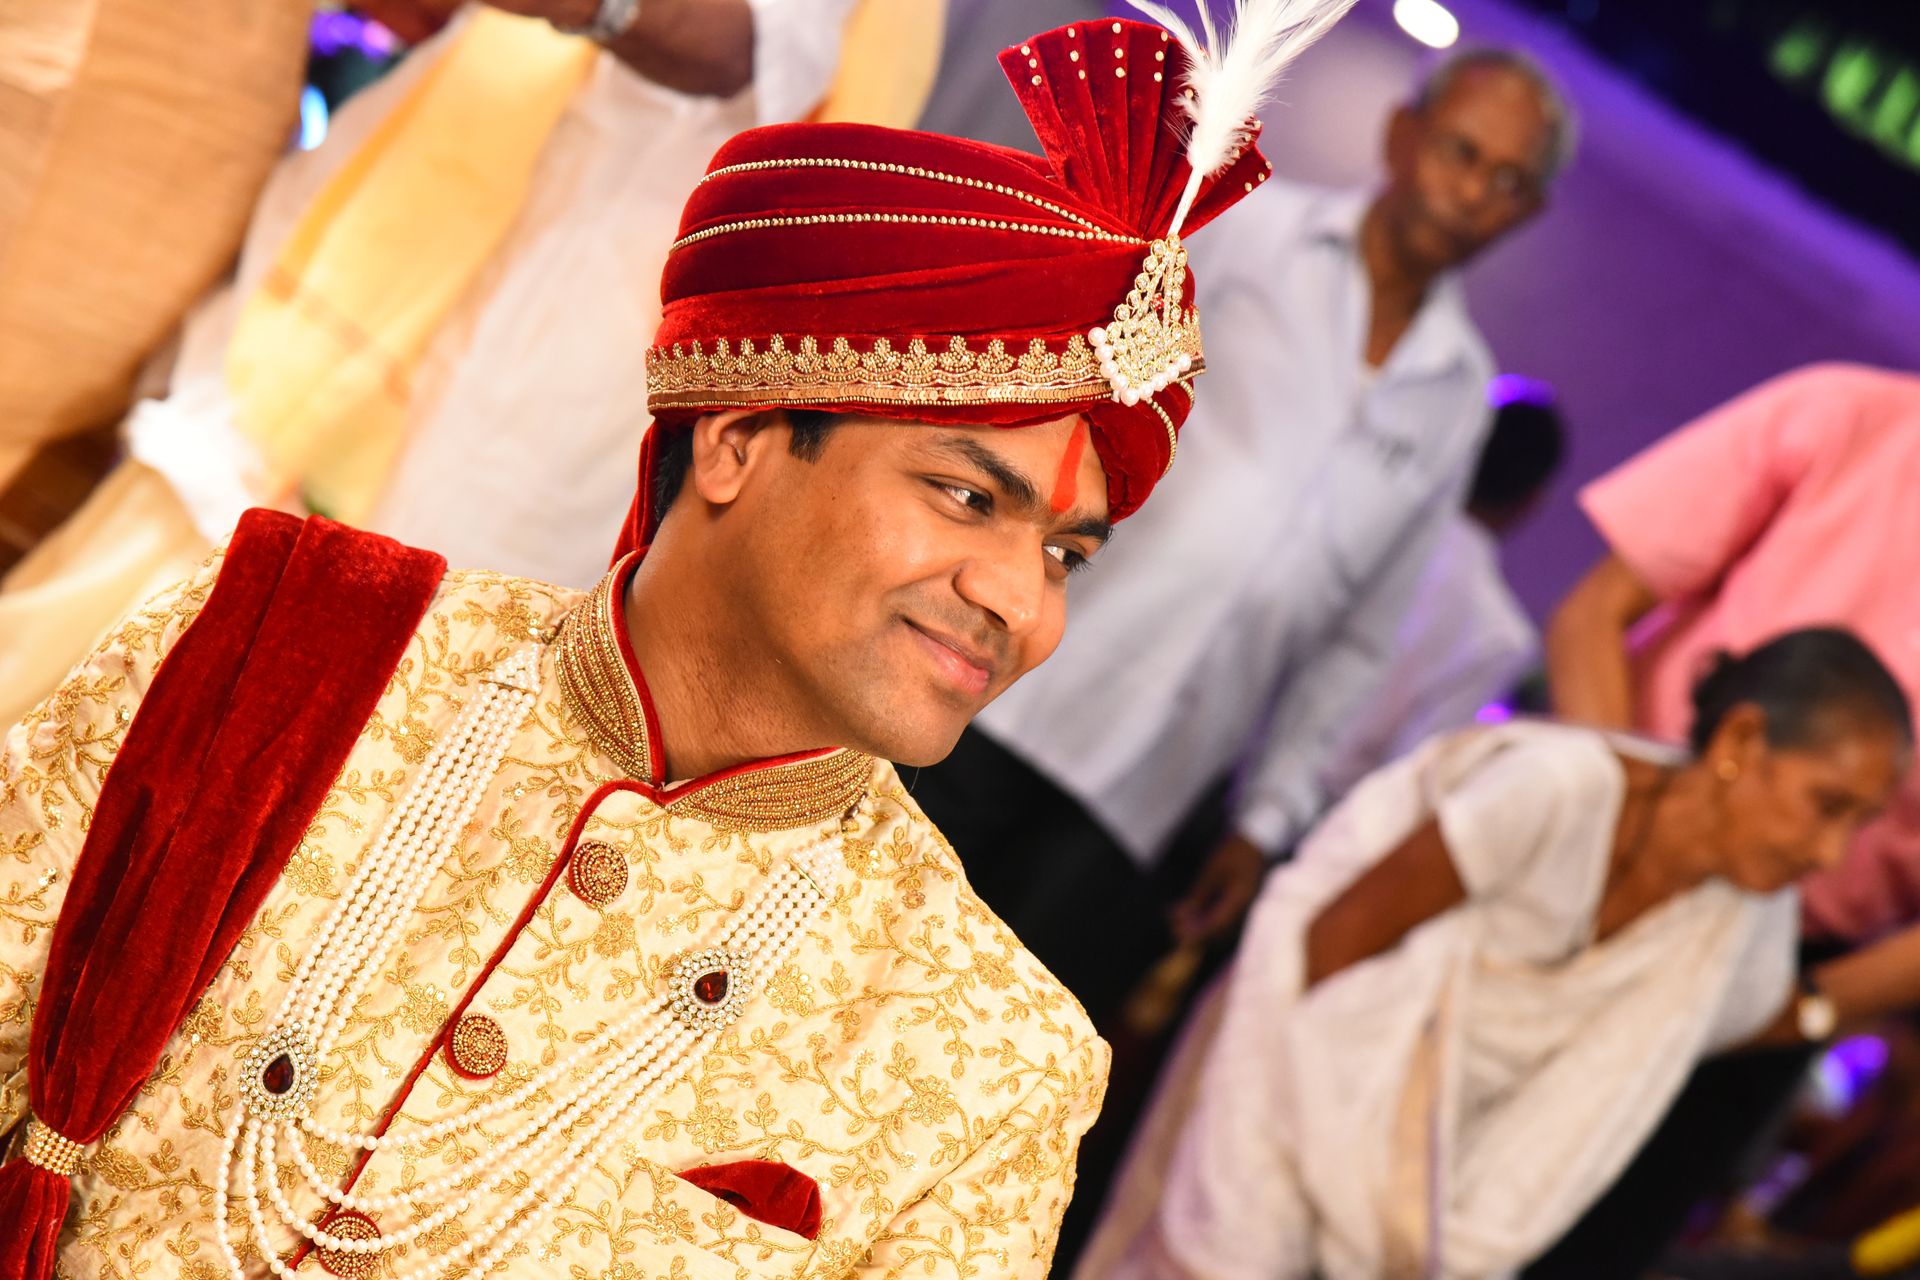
1872, 68, 1920, 154
1823, 39, 1884, 129
1763, 8, 1920, 177
1770, 15, 1830, 83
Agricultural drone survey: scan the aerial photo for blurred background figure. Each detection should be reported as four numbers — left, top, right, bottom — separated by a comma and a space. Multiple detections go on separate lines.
1316, 382, 1567, 802
1080, 629, 1914, 1280
0, 0, 314, 556
910, 45, 1572, 1032
1531, 362, 1920, 1275
0, 0, 941, 727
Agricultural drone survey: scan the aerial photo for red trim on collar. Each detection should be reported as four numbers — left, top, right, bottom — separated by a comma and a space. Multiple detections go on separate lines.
601, 555, 853, 808
603, 555, 665, 784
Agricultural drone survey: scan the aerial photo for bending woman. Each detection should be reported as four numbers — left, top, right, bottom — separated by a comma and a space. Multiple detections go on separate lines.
1077, 628, 1914, 1280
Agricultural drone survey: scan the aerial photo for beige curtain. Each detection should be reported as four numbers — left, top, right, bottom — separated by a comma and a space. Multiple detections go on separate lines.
0, 0, 313, 485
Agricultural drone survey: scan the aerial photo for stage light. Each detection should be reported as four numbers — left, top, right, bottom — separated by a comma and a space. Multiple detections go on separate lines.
1488, 372, 1557, 408
299, 85, 330, 151
1394, 0, 1460, 50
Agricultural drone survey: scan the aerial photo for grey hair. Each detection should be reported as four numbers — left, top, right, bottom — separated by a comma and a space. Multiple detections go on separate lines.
1414, 47, 1578, 185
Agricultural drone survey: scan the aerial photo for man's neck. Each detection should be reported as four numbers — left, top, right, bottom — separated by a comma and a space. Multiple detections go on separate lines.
1358, 199, 1441, 369
619, 548, 815, 782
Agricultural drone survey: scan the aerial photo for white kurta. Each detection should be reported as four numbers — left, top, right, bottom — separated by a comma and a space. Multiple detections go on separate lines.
1078, 722, 1797, 1280
133, 0, 857, 587
1317, 515, 1538, 804
975, 181, 1495, 866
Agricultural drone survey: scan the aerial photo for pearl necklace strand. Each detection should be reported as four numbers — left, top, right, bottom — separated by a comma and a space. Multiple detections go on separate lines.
213, 643, 845, 1279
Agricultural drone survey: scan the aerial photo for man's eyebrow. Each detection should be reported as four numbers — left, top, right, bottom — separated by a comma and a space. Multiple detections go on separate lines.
923, 431, 1111, 541
925, 433, 1042, 515
1062, 516, 1114, 546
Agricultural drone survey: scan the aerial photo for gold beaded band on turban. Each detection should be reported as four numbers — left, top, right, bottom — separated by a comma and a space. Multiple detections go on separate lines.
21, 1117, 85, 1177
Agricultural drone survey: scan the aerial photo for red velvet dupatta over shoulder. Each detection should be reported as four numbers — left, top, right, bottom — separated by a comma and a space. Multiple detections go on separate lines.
0, 510, 446, 1279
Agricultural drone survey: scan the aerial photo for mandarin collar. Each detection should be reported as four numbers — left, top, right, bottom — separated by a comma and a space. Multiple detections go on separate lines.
555, 555, 873, 832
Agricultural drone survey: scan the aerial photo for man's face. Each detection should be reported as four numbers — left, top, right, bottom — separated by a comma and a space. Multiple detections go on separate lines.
711, 414, 1111, 767
1379, 64, 1554, 274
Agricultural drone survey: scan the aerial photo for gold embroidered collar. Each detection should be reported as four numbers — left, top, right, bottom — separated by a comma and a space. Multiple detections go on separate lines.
556, 557, 874, 832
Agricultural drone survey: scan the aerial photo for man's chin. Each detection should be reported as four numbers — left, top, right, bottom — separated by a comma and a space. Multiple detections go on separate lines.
843, 711, 970, 769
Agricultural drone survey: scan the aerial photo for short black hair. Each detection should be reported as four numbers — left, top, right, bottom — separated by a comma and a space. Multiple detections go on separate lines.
1468, 399, 1566, 514
647, 410, 843, 534
1688, 627, 1914, 756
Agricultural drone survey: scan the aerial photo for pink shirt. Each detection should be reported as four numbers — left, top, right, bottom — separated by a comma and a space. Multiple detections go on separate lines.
1581, 363, 1920, 942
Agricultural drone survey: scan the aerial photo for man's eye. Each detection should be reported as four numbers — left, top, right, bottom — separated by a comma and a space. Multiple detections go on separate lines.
1045, 545, 1090, 573
1492, 167, 1532, 197
939, 483, 990, 513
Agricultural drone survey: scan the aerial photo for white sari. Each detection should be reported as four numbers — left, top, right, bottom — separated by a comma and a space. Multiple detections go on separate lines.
1077, 722, 1797, 1280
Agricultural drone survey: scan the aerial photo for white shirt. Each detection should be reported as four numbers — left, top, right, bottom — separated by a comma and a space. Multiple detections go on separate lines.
134, 0, 857, 587
976, 181, 1495, 865
1317, 515, 1539, 803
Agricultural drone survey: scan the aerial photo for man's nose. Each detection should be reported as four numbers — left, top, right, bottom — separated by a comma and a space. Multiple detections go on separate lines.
953, 544, 1044, 639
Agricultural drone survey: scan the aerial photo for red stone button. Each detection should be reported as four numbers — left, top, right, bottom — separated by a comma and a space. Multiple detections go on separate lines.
261, 1052, 296, 1095
447, 1013, 509, 1079
693, 970, 729, 1005
567, 839, 628, 908
317, 1210, 381, 1279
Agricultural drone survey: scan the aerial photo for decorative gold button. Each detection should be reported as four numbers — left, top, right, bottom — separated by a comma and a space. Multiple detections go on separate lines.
317, 1210, 381, 1278
568, 839, 629, 908
447, 1013, 509, 1079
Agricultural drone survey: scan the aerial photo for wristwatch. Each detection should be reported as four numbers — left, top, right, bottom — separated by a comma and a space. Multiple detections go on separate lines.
554, 0, 642, 44
1794, 973, 1839, 1043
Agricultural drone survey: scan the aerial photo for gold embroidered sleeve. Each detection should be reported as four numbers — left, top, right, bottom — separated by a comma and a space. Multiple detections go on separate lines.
0, 549, 226, 1130
854, 1032, 1109, 1280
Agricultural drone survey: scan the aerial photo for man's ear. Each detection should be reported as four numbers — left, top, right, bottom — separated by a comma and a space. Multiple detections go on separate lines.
686, 409, 790, 508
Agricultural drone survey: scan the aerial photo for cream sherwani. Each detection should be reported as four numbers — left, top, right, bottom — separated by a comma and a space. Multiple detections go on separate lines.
0, 552, 1105, 1278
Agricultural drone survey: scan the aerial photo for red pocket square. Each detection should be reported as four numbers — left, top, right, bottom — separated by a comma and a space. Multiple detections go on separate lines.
680, 1159, 823, 1239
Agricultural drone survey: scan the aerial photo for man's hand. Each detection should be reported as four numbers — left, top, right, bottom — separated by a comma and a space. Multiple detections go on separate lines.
1169, 834, 1270, 946
484, 0, 599, 26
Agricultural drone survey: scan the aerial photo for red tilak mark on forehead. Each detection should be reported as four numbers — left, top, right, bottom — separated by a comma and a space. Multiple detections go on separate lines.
1048, 421, 1090, 514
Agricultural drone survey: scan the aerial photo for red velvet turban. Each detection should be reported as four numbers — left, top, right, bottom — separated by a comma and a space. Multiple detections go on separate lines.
616, 18, 1275, 555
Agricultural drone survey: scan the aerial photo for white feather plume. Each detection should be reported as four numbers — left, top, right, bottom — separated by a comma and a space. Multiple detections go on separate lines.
1128, 0, 1359, 234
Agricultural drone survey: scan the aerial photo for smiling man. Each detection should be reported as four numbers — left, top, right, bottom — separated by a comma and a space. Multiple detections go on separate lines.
0, 12, 1348, 1280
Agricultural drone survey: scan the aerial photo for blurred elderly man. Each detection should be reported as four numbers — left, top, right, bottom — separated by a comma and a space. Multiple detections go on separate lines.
912, 47, 1576, 1021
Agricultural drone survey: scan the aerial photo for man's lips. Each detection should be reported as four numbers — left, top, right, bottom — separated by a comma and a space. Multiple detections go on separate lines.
905, 621, 994, 697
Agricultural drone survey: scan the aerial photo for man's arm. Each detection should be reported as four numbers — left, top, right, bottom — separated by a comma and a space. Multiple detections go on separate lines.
486, 0, 757, 96
1544, 553, 1660, 729
1172, 484, 1463, 945
0, 553, 225, 1127
855, 1034, 1108, 1279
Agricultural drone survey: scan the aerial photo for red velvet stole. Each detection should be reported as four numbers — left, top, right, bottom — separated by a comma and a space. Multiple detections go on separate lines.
0, 510, 446, 1280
